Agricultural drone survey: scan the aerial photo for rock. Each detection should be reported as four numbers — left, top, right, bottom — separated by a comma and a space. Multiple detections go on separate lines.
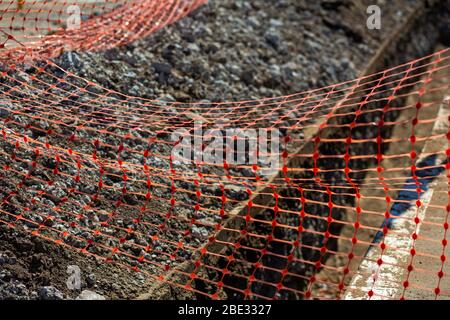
151, 62, 172, 74
191, 225, 209, 239
269, 19, 284, 28
187, 43, 200, 52
86, 274, 96, 286
58, 51, 83, 70
98, 212, 110, 222
152, 62, 173, 83
38, 286, 64, 300
76, 290, 106, 300
321, 0, 347, 10
224, 184, 248, 201
247, 16, 261, 28
241, 69, 255, 85
265, 31, 281, 50
0, 255, 6, 265
0, 107, 10, 118
103, 48, 120, 61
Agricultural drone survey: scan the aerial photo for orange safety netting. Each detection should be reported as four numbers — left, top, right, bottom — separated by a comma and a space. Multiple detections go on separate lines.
0, 0, 206, 58
0, 0, 450, 300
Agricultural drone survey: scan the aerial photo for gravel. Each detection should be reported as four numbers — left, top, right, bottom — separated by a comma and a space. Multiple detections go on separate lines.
60, 0, 373, 101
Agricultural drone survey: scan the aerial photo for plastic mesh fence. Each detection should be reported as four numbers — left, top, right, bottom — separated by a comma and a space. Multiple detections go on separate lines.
0, 0, 206, 58
1, 1, 450, 300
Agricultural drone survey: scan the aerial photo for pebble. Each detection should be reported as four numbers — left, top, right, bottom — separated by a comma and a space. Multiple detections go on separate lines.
151, 62, 172, 74
76, 290, 106, 300
38, 286, 64, 300
87, 274, 96, 286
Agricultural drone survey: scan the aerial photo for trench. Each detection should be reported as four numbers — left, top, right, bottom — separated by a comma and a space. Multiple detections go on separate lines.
190, 1, 450, 300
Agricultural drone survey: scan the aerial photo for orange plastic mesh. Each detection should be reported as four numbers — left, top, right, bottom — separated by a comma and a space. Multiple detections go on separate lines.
0, 0, 450, 300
